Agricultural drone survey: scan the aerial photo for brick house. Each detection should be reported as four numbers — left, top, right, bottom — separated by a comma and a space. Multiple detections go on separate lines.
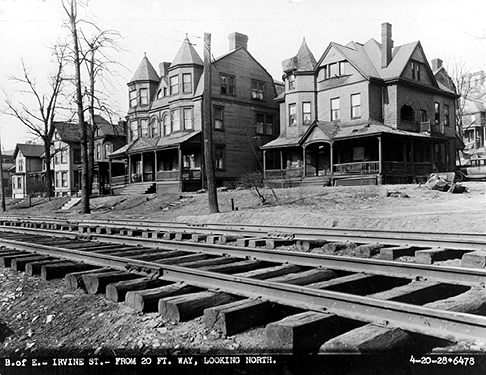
11, 143, 44, 199
261, 23, 460, 186
110, 32, 280, 193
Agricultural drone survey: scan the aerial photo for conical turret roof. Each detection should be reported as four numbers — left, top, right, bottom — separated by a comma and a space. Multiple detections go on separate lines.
282, 38, 316, 72
129, 54, 160, 83
171, 37, 203, 67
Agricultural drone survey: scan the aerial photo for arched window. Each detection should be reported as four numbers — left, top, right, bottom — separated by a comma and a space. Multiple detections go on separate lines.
163, 114, 170, 136
150, 116, 159, 137
400, 105, 414, 122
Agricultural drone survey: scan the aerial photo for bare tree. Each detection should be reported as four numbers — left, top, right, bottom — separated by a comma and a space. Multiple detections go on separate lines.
63, 0, 90, 214
82, 29, 123, 195
3, 45, 67, 200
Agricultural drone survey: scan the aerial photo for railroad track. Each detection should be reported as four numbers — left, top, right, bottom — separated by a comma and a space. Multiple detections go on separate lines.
0, 219, 485, 354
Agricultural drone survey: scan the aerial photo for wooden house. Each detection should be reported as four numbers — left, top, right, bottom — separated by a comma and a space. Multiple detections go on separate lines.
11, 143, 44, 199
110, 32, 280, 193
261, 23, 460, 186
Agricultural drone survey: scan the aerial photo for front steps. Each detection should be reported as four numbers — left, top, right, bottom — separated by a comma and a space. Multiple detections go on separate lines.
61, 197, 82, 210
120, 182, 156, 195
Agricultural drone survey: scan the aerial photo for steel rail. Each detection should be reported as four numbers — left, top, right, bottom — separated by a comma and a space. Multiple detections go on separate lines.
0, 235, 485, 343
0, 226, 484, 287
1, 216, 484, 250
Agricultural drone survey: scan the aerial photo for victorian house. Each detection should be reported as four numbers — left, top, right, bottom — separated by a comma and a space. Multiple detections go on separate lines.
109, 32, 280, 193
261, 23, 460, 186
51, 122, 82, 196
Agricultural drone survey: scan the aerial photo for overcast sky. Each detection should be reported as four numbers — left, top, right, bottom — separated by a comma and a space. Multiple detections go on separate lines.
1, 0, 485, 151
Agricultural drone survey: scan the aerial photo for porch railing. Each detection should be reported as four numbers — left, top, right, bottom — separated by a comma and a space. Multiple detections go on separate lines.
265, 167, 303, 179
111, 175, 127, 186
333, 161, 379, 174
156, 171, 179, 181
382, 161, 433, 174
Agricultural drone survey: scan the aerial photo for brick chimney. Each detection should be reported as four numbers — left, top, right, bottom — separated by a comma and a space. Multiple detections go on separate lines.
381, 22, 393, 68
159, 62, 171, 77
229, 32, 248, 51
431, 58, 443, 72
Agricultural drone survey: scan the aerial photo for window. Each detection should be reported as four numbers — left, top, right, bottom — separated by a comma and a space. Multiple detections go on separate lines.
251, 80, 265, 100
61, 148, 67, 164
412, 61, 421, 81
18, 158, 23, 172
61, 171, 68, 187
331, 98, 340, 121
420, 110, 428, 122
400, 105, 414, 122
55, 172, 60, 188
351, 94, 361, 119
215, 147, 225, 170
324, 61, 348, 79
288, 74, 295, 90
182, 73, 192, 93
183, 154, 196, 169
130, 121, 139, 141
129, 90, 137, 107
96, 144, 101, 160
303, 102, 311, 124
183, 108, 193, 130
150, 117, 158, 137
256, 114, 274, 135
54, 152, 59, 165
163, 114, 170, 135
156, 89, 162, 100
444, 104, 450, 126
170, 75, 179, 95
435, 102, 440, 124
140, 119, 149, 137
289, 103, 297, 126
171, 110, 180, 132
73, 148, 81, 164
104, 144, 111, 158
214, 107, 224, 130
140, 88, 148, 105
220, 74, 235, 95
17, 176, 22, 189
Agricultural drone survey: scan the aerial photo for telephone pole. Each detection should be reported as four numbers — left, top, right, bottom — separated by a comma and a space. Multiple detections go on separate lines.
0, 142, 6, 212
203, 32, 219, 213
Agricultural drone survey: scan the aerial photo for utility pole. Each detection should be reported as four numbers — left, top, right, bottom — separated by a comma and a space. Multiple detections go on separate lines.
203, 32, 219, 213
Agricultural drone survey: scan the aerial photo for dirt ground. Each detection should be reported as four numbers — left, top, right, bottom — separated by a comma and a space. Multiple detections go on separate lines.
0, 182, 485, 359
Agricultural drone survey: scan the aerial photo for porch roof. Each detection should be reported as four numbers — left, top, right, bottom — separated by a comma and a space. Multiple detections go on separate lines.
109, 131, 201, 158
259, 135, 303, 150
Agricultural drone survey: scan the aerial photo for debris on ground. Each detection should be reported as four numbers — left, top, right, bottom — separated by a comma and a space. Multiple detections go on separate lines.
425, 173, 468, 194
386, 191, 410, 198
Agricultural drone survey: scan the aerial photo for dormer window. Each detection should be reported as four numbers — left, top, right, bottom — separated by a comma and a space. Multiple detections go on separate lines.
411, 61, 421, 81
156, 89, 162, 100
324, 61, 349, 79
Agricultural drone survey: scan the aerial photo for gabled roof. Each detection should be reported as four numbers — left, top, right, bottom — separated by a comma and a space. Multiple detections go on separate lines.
170, 37, 203, 68
282, 38, 317, 73
54, 122, 81, 143
130, 54, 160, 83
92, 115, 126, 137
13, 143, 44, 159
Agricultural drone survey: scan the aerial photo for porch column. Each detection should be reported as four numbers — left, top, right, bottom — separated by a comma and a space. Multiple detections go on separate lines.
302, 145, 306, 178
280, 151, 284, 170
378, 136, 383, 183
108, 158, 112, 195
263, 150, 267, 179
474, 127, 478, 148
128, 155, 132, 184
178, 145, 182, 192
154, 151, 158, 182
140, 152, 144, 182
410, 139, 415, 178
330, 142, 334, 178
